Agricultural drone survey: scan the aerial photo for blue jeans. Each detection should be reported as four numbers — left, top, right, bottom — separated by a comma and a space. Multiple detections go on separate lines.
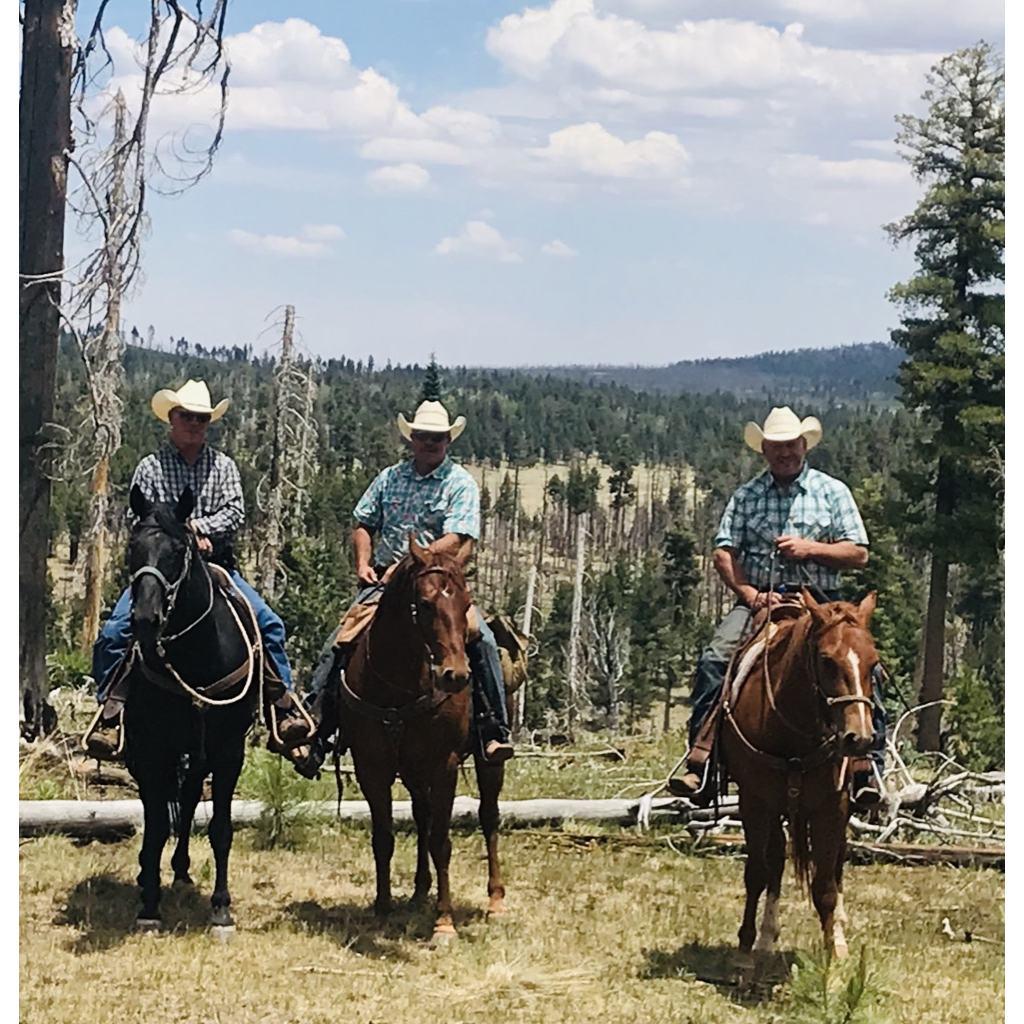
689, 600, 886, 772
92, 572, 293, 702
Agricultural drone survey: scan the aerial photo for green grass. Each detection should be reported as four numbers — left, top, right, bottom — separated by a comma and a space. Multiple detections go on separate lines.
20, 825, 1002, 1024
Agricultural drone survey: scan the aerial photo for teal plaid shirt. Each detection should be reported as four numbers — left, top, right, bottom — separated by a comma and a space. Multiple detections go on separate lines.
714, 462, 868, 591
353, 456, 480, 568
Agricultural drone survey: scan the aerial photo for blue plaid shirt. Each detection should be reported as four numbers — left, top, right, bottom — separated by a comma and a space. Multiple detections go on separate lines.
129, 442, 244, 541
714, 462, 868, 591
353, 456, 480, 568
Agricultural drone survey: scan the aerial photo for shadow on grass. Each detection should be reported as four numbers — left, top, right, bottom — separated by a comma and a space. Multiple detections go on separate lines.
641, 942, 794, 1005
57, 873, 212, 953
283, 897, 493, 958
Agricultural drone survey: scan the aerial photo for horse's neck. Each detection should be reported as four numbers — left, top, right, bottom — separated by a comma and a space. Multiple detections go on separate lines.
763, 628, 823, 732
163, 561, 246, 676
368, 584, 429, 692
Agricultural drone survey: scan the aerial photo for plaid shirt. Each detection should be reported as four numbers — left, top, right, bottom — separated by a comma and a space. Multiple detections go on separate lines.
129, 442, 245, 541
353, 456, 480, 568
714, 462, 868, 591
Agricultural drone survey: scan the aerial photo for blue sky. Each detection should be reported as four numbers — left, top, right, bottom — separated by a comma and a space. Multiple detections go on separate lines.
72, 0, 1004, 366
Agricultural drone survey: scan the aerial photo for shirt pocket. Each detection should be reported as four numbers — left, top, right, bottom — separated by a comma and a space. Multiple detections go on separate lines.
425, 498, 449, 538
789, 512, 834, 542
744, 513, 778, 551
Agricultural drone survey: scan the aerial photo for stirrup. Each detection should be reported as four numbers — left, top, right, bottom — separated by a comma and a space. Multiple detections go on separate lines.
82, 704, 125, 760
267, 691, 316, 751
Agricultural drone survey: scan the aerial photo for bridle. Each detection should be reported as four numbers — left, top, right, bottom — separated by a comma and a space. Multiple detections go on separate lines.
129, 529, 216, 648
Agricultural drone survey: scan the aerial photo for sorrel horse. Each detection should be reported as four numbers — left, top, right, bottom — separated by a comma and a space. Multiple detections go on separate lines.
340, 538, 508, 943
720, 589, 878, 976
123, 485, 260, 933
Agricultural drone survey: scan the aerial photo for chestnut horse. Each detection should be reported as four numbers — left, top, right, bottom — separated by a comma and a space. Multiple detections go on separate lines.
341, 539, 507, 942
720, 589, 878, 977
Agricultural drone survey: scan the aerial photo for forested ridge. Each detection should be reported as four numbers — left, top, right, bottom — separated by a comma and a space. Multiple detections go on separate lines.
45, 336, 1002, 766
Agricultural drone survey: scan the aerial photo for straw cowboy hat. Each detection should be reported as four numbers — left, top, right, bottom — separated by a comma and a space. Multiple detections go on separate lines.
151, 379, 230, 423
744, 406, 822, 453
397, 400, 466, 442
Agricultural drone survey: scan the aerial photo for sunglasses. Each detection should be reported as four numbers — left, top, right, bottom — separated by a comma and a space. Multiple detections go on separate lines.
411, 431, 448, 443
176, 411, 212, 424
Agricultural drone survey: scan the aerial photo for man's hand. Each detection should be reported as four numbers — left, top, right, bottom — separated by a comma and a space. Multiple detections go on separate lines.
738, 585, 770, 610
356, 563, 380, 587
189, 523, 213, 556
775, 535, 817, 561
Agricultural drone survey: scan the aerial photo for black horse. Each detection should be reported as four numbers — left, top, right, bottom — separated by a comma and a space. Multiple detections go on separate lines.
124, 484, 259, 932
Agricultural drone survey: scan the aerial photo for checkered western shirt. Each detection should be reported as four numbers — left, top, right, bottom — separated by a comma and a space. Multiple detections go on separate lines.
353, 456, 480, 568
714, 462, 868, 591
129, 442, 245, 541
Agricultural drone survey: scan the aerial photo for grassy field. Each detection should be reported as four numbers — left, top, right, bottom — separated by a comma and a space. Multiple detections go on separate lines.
20, 821, 1002, 1024
21, 711, 1004, 1024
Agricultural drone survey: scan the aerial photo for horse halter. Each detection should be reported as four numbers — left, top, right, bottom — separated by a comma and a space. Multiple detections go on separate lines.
129, 530, 213, 644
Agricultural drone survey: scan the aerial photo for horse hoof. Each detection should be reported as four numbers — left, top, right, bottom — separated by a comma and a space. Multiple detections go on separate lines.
135, 918, 161, 933
832, 939, 849, 960
430, 924, 457, 947
486, 899, 508, 919
210, 924, 236, 944
172, 876, 194, 889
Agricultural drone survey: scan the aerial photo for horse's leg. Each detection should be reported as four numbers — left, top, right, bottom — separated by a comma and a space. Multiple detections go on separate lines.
409, 785, 433, 904
428, 759, 459, 942
356, 762, 395, 916
754, 815, 786, 957
136, 771, 172, 927
809, 801, 848, 959
474, 755, 506, 917
170, 766, 205, 886
208, 743, 243, 930
832, 799, 851, 957
736, 794, 770, 983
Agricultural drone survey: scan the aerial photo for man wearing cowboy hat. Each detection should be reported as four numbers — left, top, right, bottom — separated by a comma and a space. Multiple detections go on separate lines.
675, 407, 887, 805
87, 380, 308, 759
297, 398, 514, 775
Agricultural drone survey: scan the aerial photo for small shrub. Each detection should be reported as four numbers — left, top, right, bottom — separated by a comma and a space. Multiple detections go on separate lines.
945, 667, 1004, 771
784, 945, 890, 1024
241, 747, 316, 850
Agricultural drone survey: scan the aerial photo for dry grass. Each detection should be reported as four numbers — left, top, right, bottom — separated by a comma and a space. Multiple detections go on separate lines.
21, 820, 1002, 1024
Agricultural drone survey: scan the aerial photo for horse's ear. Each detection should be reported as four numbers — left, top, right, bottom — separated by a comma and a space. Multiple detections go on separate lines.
129, 484, 151, 520
801, 586, 820, 610
175, 487, 195, 522
455, 537, 475, 566
408, 533, 428, 565
857, 591, 877, 625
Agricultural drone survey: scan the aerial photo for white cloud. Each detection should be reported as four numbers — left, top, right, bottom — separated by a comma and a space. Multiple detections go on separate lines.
227, 222, 345, 257
367, 163, 431, 192
301, 223, 346, 241
541, 239, 578, 257
773, 154, 910, 186
435, 221, 523, 263
529, 122, 689, 180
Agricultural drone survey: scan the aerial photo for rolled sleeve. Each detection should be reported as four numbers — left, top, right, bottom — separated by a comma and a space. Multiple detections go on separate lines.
443, 476, 480, 540
353, 470, 387, 530
713, 494, 739, 550
831, 483, 869, 546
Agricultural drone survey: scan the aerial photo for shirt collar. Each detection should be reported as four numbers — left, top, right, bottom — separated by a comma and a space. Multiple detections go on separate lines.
404, 455, 452, 481
163, 440, 210, 465
761, 460, 810, 494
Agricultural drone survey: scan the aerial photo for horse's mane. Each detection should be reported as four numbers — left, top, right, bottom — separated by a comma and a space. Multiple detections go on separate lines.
769, 601, 864, 679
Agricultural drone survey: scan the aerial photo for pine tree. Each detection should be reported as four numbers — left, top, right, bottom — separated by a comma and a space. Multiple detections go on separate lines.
420, 353, 443, 403
886, 42, 1004, 750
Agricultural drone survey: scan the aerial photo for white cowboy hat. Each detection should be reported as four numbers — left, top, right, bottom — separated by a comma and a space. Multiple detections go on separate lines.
396, 400, 466, 442
151, 379, 230, 423
744, 406, 822, 453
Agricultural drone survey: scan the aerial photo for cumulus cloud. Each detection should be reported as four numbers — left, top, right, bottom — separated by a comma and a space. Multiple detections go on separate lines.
435, 221, 523, 263
541, 239, 578, 257
773, 154, 910, 186
529, 122, 689, 180
367, 163, 431, 192
228, 222, 345, 257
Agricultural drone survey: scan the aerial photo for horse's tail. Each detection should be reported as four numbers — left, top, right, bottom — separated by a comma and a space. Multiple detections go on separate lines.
788, 808, 813, 892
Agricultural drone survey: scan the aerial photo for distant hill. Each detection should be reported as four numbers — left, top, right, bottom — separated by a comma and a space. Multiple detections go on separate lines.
510, 343, 902, 403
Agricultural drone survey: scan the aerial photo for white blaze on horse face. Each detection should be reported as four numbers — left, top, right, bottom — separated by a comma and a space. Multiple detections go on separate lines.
754, 893, 781, 953
845, 650, 870, 735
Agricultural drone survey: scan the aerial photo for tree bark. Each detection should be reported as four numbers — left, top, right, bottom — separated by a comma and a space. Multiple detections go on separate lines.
917, 457, 955, 751
20, 0, 76, 738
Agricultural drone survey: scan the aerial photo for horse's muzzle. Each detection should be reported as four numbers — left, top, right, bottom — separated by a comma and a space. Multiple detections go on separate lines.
839, 730, 872, 757
434, 664, 471, 693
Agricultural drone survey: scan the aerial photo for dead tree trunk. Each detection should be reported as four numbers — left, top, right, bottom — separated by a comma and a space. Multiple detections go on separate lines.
19, 0, 76, 738
566, 513, 587, 739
